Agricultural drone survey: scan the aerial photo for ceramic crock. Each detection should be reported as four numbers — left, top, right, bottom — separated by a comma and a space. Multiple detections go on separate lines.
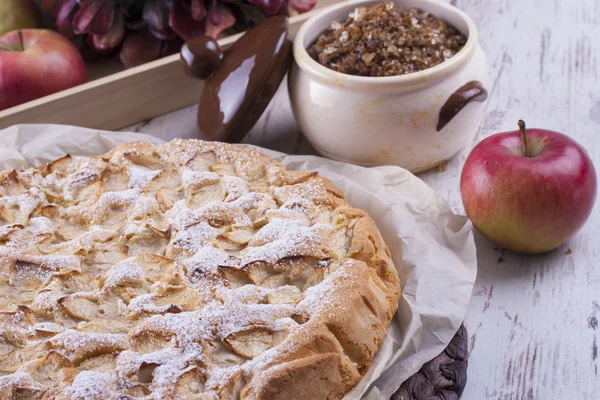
289, 0, 489, 173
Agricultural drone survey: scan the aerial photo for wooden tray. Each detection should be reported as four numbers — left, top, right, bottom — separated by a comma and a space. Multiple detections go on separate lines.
0, 0, 342, 131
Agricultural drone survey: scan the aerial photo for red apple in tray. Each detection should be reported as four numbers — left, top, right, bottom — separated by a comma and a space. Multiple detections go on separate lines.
461, 120, 597, 254
0, 29, 87, 111
0, 0, 42, 36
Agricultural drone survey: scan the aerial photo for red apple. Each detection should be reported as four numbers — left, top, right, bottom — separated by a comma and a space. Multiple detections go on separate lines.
460, 120, 597, 254
0, 0, 42, 36
0, 29, 87, 111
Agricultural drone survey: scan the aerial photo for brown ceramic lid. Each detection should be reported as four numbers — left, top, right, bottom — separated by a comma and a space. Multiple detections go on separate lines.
180, 16, 292, 143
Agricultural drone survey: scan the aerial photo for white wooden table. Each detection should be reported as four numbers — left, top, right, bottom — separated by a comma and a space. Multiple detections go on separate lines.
126, 0, 600, 397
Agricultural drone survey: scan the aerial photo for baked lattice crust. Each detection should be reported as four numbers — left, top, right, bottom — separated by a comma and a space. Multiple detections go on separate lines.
0, 139, 400, 399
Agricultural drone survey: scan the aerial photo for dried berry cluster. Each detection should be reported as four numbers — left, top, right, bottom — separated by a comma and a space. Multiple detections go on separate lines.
41, 0, 316, 68
308, 2, 467, 77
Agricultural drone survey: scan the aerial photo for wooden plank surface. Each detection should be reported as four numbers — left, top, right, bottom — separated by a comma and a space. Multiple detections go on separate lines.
127, 0, 600, 398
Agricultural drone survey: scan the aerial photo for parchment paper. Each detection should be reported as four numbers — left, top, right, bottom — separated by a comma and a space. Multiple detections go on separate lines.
0, 124, 477, 399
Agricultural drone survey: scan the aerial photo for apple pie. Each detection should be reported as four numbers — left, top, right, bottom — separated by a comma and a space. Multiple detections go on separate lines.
0, 139, 400, 399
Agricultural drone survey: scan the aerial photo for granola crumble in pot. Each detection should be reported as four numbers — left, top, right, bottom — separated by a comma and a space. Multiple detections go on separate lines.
307, 1, 467, 77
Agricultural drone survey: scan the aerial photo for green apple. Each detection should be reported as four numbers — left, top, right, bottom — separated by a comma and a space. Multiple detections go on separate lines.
0, 0, 42, 36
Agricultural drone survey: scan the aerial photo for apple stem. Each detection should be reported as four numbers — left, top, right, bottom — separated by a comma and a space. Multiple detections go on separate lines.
518, 119, 530, 158
17, 30, 24, 52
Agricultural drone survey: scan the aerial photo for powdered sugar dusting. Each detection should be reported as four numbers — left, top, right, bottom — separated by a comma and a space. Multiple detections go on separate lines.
31, 290, 63, 313
181, 169, 219, 186
243, 221, 332, 265
169, 220, 220, 254
27, 217, 58, 234
114, 346, 197, 396
222, 175, 249, 201
66, 371, 117, 399
0, 248, 82, 282
140, 311, 208, 352
103, 258, 144, 289
0, 372, 39, 392
0, 307, 35, 340
122, 195, 160, 237
184, 246, 239, 282
249, 218, 306, 246
0, 139, 372, 399
13, 260, 53, 282
0, 187, 46, 223
43, 157, 105, 202
166, 200, 255, 255
95, 188, 139, 209
49, 329, 129, 359
128, 166, 162, 189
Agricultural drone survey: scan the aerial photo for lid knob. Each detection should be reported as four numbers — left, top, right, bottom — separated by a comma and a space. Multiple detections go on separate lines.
180, 37, 223, 80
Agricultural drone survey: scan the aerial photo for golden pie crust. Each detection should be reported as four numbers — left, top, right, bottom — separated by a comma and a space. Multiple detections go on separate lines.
0, 139, 400, 399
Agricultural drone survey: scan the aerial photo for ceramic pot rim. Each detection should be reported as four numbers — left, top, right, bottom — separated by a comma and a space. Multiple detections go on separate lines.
293, 0, 479, 92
